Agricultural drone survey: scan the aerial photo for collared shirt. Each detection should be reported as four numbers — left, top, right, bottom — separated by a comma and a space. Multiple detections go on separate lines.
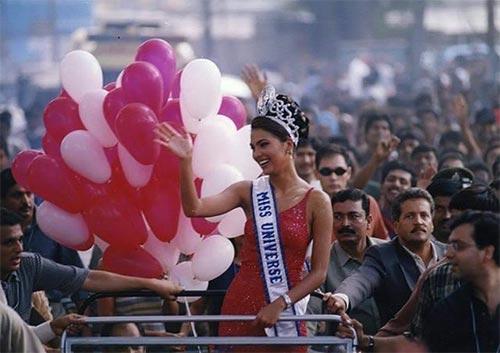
308, 237, 385, 335
1, 252, 89, 322
400, 241, 439, 274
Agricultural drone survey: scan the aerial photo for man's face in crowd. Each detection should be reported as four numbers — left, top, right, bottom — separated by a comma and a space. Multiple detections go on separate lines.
439, 158, 464, 170
446, 223, 490, 281
316, 154, 351, 197
366, 120, 391, 147
381, 169, 412, 206
398, 138, 420, 162
333, 199, 372, 247
2, 184, 35, 223
433, 196, 453, 242
421, 113, 439, 138
394, 198, 434, 248
413, 151, 438, 174
0, 224, 23, 279
294, 145, 316, 180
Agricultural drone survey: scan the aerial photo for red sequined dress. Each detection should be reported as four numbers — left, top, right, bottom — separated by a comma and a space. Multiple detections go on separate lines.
218, 188, 313, 352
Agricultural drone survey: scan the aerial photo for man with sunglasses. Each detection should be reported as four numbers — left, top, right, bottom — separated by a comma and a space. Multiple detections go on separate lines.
315, 145, 388, 239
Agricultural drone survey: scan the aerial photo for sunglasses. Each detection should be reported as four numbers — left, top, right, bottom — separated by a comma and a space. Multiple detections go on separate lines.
319, 166, 348, 177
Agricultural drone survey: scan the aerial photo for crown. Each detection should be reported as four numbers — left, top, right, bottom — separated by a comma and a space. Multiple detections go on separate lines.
256, 85, 301, 145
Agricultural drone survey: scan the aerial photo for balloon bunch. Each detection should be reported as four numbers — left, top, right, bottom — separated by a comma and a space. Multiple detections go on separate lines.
12, 39, 261, 292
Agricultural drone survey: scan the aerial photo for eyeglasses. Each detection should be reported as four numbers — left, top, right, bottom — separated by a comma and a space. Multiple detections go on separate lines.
319, 166, 348, 177
447, 240, 477, 252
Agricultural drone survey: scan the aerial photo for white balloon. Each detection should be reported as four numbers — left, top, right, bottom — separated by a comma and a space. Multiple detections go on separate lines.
228, 125, 262, 180
180, 58, 222, 132
37, 201, 91, 249
118, 144, 153, 188
192, 115, 237, 178
171, 208, 203, 255
61, 130, 111, 183
170, 261, 208, 303
116, 70, 124, 87
60, 50, 103, 103
218, 208, 246, 238
191, 235, 235, 281
143, 230, 180, 273
79, 89, 118, 147
201, 164, 244, 222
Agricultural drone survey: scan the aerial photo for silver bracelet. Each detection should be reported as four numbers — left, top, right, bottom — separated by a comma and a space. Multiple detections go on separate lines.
281, 293, 293, 309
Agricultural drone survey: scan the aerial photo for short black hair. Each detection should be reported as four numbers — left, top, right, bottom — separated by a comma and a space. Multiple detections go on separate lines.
467, 161, 492, 178
381, 160, 416, 186
449, 185, 499, 212
1, 208, 23, 226
362, 110, 393, 134
411, 144, 437, 159
397, 130, 423, 144
439, 130, 464, 148
392, 188, 434, 221
331, 188, 370, 217
438, 150, 465, 170
450, 210, 499, 265
315, 144, 351, 169
1, 168, 17, 199
475, 107, 495, 125
416, 108, 439, 121
297, 138, 315, 150
0, 109, 12, 128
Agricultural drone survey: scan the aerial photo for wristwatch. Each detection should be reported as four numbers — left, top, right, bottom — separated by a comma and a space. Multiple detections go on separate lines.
365, 335, 375, 352
281, 293, 293, 309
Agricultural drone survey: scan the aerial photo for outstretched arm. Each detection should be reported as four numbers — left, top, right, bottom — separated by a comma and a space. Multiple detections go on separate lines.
82, 270, 182, 300
155, 122, 248, 217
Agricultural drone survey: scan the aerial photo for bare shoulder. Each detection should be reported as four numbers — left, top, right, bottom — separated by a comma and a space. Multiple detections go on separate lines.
308, 188, 331, 208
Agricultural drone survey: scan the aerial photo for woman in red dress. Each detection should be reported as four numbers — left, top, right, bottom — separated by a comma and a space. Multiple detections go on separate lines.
155, 88, 333, 352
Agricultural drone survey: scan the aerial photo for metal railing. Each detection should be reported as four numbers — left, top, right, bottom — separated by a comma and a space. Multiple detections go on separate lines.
62, 290, 357, 353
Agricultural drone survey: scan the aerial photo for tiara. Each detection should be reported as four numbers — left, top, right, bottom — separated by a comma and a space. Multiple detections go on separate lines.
256, 85, 300, 145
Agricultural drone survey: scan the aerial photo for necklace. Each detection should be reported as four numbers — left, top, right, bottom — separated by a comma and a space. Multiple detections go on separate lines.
470, 301, 500, 353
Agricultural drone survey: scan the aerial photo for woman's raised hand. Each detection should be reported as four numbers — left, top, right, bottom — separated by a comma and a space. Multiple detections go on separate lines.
154, 122, 193, 159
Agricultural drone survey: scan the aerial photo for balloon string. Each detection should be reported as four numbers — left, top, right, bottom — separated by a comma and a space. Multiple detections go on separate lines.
183, 297, 202, 353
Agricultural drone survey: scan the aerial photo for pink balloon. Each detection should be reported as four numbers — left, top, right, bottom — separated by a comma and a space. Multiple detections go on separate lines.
83, 192, 148, 249
115, 103, 160, 165
159, 99, 183, 127
218, 96, 247, 129
153, 149, 180, 185
42, 133, 61, 159
103, 87, 127, 135
191, 217, 218, 235
43, 97, 85, 143
104, 82, 116, 91
102, 246, 164, 279
143, 230, 180, 273
27, 155, 83, 213
121, 61, 163, 115
11, 150, 43, 189
141, 177, 180, 242
135, 39, 176, 102
117, 144, 153, 188
36, 201, 94, 251
170, 70, 182, 99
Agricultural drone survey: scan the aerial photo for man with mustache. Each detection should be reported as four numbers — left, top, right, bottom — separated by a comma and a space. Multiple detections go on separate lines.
308, 189, 386, 336
323, 188, 447, 327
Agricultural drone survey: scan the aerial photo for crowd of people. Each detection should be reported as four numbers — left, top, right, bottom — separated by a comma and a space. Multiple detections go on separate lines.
0, 49, 499, 353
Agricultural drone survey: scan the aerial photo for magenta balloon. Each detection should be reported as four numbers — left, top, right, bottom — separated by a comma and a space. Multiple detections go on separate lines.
170, 70, 182, 99
159, 99, 183, 127
115, 103, 160, 165
11, 150, 43, 189
43, 97, 85, 143
103, 87, 127, 135
218, 96, 247, 129
121, 61, 163, 115
135, 39, 176, 102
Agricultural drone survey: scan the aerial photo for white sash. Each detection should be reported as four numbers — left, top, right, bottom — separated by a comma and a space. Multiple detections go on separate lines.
251, 176, 307, 337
